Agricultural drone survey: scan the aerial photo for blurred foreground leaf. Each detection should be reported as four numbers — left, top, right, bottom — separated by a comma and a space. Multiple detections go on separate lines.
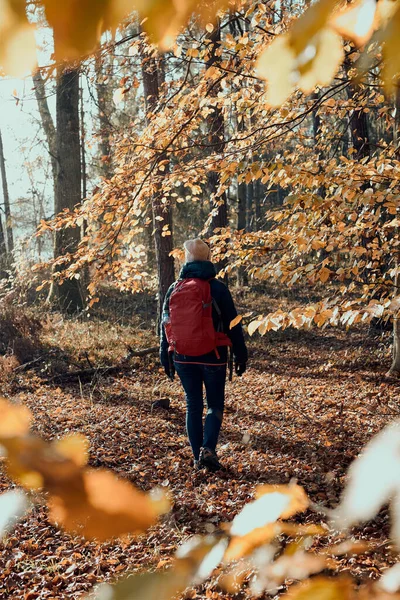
283, 576, 353, 600
89, 534, 228, 599
0, 398, 169, 540
0, 490, 29, 538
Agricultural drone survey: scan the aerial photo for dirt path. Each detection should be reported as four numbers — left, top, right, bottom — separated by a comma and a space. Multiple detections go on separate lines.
0, 326, 398, 598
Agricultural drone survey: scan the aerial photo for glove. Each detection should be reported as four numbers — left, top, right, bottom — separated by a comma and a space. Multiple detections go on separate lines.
235, 362, 246, 377
164, 362, 175, 381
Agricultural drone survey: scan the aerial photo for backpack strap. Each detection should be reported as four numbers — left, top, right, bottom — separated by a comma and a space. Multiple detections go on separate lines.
212, 298, 224, 333
207, 277, 224, 333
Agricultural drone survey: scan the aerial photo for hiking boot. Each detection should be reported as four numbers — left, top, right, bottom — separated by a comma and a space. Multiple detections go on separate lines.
193, 459, 201, 471
199, 447, 224, 472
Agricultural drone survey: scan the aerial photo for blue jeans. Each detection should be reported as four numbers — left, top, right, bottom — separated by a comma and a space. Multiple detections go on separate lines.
174, 362, 227, 460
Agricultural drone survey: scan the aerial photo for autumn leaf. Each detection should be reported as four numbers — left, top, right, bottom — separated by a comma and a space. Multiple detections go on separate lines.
319, 266, 331, 284
0, 490, 30, 538
255, 484, 309, 519
89, 535, 227, 599
331, 420, 400, 539
48, 468, 169, 540
87, 569, 189, 600
290, 0, 339, 55
0, 1, 36, 75
248, 319, 264, 336
256, 35, 294, 106
0, 397, 32, 438
383, 4, 400, 93
282, 576, 353, 600
225, 522, 279, 562
0, 402, 170, 541
229, 492, 289, 538
230, 315, 242, 329
297, 28, 344, 94
330, 0, 377, 47
53, 434, 89, 467
257, 27, 343, 105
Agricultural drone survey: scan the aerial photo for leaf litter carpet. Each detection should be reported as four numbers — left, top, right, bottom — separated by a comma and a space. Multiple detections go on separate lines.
0, 327, 399, 599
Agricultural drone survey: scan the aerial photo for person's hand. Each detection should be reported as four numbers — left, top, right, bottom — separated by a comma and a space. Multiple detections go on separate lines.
235, 362, 246, 376
164, 363, 175, 381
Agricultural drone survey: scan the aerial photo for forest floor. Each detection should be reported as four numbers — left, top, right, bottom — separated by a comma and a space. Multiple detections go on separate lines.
0, 289, 400, 599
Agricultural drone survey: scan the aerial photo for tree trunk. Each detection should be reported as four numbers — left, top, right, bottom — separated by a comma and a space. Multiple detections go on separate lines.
206, 20, 227, 235
0, 127, 13, 255
246, 180, 254, 232
33, 67, 57, 300
0, 213, 7, 268
54, 64, 84, 312
141, 47, 175, 317
387, 83, 400, 376
32, 69, 58, 191
347, 83, 370, 160
311, 91, 326, 198
237, 178, 246, 231
254, 180, 261, 229
95, 52, 112, 179
80, 79, 87, 201
237, 174, 248, 286
206, 21, 228, 277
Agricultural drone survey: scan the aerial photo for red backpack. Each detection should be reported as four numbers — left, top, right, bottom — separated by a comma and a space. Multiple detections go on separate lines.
164, 278, 232, 357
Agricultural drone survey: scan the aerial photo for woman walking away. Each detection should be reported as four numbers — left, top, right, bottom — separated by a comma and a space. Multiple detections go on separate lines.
160, 238, 248, 472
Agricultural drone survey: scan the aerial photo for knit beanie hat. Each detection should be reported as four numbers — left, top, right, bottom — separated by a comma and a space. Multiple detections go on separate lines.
184, 238, 211, 262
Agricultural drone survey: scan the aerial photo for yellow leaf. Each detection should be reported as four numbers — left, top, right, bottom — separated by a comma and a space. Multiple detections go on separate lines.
257, 26, 343, 105
49, 469, 169, 540
290, 0, 339, 55
225, 523, 278, 562
229, 492, 291, 538
2, 430, 169, 540
282, 576, 353, 600
89, 568, 190, 600
331, 0, 377, 47
320, 540, 372, 556
230, 315, 242, 329
256, 35, 294, 106
0, 398, 32, 438
255, 484, 309, 519
377, 0, 399, 27
298, 28, 344, 93
113, 88, 125, 106
53, 434, 89, 467
43, 0, 109, 60
0, 490, 30, 538
319, 266, 331, 283
279, 523, 327, 537
2, 24, 37, 76
0, 2, 36, 76
383, 5, 400, 92
248, 319, 263, 336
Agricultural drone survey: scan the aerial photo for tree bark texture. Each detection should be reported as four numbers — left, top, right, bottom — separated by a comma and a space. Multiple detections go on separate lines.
141, 49, 175, 315
388, 83, 400, 376
347, 83, 370, 160
32, 69, 58, 191
206, 21, 228, 238
0, 213, 7, 266
95, 53, 113, 179
54, 65, 83, 312
0, 127, 13, 254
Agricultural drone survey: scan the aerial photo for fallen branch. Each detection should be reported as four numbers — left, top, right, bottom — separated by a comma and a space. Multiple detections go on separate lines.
14, 355, 49, 372
47, 366, 122, 383
125, 345, 158, 358
46, 346, 159, 383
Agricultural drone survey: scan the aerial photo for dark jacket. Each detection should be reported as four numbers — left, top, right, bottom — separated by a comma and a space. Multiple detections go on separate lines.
160, 261, 248, 367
